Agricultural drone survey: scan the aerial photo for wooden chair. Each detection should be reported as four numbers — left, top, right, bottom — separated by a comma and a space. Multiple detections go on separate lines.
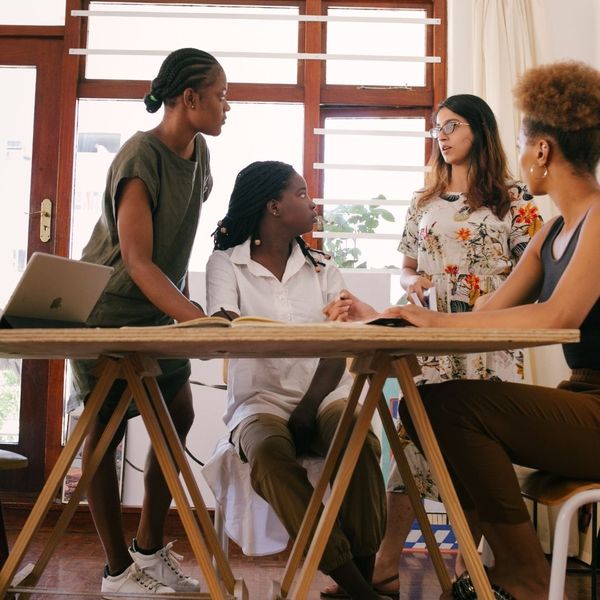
0, 449, 28, 566
521, 471, 600, 600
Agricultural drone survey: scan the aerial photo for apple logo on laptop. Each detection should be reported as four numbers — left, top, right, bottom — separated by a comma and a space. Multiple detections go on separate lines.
50, 297, 63, 310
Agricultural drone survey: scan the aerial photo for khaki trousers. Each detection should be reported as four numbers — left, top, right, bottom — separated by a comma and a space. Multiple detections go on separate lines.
233, 400, 386, 574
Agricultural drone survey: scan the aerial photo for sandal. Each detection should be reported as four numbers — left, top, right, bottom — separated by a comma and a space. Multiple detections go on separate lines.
452, 571, 516, 600
373, 574, 400, 599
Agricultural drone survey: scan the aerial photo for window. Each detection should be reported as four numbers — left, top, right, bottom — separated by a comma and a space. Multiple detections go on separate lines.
326, 8, 427, 86
0, 67, 37, 443
317, 116, 427, 269
0, 0, 65, 25
69, 0, 446, 271
72, 100, 303, 271
83, 3, 300, 83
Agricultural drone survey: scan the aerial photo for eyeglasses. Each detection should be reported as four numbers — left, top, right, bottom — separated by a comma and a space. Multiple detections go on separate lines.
429, 121, 469, 139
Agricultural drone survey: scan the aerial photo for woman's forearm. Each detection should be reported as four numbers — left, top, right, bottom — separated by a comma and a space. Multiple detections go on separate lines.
399, 266, 418, 291
396, 299, 578, 330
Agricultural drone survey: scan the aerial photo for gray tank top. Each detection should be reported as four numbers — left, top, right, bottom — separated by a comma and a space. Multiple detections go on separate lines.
539, 216, 600, 369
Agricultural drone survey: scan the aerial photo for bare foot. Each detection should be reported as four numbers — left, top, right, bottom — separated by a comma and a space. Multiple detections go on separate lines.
320, 581, 347, 597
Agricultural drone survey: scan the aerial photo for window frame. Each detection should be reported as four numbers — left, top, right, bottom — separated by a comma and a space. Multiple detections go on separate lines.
69, 0, 447, 249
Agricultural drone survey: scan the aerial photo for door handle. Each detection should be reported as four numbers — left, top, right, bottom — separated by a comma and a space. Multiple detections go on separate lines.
27, 198, 52, 242
40, 198, 52, 242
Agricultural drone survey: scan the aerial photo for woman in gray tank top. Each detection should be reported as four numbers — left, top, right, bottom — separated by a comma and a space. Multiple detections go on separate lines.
325, 60, 600, 600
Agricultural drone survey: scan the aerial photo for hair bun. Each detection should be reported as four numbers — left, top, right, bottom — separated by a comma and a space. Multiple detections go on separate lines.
143, 91, 162, 114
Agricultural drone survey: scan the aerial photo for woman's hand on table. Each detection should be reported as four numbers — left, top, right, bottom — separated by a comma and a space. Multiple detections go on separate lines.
323, 290, 378, 322
379, 303, 443, 327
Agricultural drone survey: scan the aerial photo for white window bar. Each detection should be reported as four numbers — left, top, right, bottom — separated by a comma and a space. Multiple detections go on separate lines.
315, 128, 431, 138
314, 163, 429, 173
69, 48, 440, 63
314, 198, 412, 206
313, 232, 403, 240
72, 10, 441, 25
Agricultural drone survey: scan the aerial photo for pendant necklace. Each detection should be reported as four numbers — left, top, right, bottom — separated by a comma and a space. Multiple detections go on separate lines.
441, 193, 471, 222
453, 205, 472, 222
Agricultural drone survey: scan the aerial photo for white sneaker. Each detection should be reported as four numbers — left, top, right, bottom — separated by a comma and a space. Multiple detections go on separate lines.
101, 562, 175, 598
130, 540, 201, 593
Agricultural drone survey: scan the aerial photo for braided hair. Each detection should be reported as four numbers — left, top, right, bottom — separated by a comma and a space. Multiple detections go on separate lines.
143, 48, 222, 113
212, 161, 329, 271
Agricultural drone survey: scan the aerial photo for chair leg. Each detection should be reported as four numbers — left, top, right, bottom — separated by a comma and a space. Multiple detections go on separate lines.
549, 491, 600, 600
592, 503, 597, 600
213, 503, 229, 577
0, 500, 8, 568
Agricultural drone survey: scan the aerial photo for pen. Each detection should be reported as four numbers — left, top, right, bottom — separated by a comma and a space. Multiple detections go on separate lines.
220, 307, 234, 322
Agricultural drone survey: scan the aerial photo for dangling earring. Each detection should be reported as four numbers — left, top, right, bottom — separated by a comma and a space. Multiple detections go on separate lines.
529, 164, 548, 179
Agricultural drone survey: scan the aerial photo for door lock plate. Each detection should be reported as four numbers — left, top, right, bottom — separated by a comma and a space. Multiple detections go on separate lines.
40, 198, 52, 242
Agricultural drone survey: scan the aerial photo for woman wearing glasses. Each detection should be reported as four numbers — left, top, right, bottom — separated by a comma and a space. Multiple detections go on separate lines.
321, 94, 543, 599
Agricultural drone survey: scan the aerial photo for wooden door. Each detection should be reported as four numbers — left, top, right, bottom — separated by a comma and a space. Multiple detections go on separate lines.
0, 35, 65, 491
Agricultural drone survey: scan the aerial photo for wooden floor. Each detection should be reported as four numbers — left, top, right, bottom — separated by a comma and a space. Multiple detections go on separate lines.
5, 527, 597, 599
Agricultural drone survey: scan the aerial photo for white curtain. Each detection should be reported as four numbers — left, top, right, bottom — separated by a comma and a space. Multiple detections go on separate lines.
472, 0, 539, 176
471, 0, 560, 217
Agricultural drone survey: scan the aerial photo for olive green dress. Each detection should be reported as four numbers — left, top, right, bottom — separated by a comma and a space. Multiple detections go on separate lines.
69, 131, 213, 422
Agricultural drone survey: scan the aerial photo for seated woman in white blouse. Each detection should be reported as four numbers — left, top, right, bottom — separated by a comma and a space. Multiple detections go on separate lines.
206, 160, 387, 600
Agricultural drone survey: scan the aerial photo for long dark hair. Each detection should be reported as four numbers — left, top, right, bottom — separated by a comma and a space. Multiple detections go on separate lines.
212, 161, 328, 270
419, 94, 512, 219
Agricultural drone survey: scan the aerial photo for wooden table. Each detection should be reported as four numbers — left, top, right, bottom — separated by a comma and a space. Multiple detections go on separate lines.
0, 324, 578, 599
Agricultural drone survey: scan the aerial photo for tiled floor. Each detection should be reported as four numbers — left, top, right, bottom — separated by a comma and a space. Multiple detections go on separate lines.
5, 527, 597, 599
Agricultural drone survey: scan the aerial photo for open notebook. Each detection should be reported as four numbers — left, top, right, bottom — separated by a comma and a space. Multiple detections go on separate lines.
150, 315, 283, 329
0, 252, 113, 328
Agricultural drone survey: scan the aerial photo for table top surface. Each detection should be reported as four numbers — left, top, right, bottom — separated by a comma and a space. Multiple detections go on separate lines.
0, 323, 579, 360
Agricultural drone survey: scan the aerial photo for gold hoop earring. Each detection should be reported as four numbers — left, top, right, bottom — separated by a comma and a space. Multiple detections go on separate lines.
529, 164, 548, 179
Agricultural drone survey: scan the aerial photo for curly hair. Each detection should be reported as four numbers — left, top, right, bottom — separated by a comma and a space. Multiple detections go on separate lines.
514, 61, 600, 173
418, 94, 513, 219
212, 161, 328, 271
143, 48, 222, 114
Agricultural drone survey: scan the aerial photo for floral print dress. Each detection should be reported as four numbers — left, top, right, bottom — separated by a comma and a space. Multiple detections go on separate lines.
390, 183, 543, 498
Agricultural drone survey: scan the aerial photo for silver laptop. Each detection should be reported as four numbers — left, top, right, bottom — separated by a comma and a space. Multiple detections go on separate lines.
0, 252, 113, 328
